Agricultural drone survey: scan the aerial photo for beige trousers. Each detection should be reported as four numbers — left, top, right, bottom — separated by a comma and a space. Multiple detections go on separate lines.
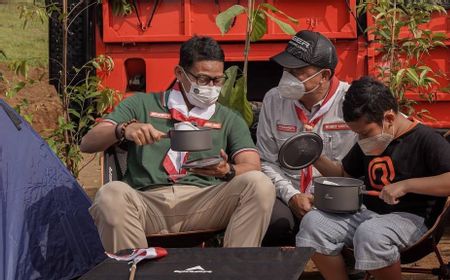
89, 171, 275, 252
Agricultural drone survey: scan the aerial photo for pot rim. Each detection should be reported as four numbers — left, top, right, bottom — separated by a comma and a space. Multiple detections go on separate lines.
313, 176, 364, 187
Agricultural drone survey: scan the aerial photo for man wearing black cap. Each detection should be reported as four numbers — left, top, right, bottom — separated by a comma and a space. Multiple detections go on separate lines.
257, 30, 357, 246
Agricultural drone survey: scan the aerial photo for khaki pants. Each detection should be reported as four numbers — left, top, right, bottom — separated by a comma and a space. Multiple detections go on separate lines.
89, 171, 275, 252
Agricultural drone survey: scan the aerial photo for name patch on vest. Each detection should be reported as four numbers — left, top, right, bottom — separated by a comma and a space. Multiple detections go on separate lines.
323, 122, 351, 131
203, 121, 222, 129
149, 112, 171, 119
277, 124, 297, 132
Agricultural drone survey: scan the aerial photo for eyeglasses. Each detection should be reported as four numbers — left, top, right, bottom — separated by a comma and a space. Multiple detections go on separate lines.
184, 69, 227, 86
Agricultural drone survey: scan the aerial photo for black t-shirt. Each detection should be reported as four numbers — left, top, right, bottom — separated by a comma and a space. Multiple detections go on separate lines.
342, 123, 450, 228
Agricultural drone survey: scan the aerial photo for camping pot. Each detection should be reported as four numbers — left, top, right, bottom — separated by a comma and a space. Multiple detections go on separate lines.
313, 177, 380, 213
167, 128, 213, 152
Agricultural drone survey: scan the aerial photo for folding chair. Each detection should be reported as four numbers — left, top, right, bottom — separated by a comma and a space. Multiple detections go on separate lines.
342, 197, 450, 280
102, 145, 224, 248
398, 197, 450, 279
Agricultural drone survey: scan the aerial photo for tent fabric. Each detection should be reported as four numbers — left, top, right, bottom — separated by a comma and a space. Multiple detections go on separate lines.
0, 99, 105, 280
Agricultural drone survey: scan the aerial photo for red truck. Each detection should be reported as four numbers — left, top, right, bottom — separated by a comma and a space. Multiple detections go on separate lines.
48, 0, 449, 130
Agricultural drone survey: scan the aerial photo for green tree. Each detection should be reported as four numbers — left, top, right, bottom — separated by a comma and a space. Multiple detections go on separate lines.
358, 0, 448, 117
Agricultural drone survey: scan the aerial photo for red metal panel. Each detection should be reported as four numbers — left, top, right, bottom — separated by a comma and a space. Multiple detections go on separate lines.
102, 0, 356, 43
269, 0, 356, 39
99, 37, 365, 94
99, 44, 179, 93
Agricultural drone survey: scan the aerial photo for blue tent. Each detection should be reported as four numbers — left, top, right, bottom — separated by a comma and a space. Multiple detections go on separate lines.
0, 99, 105, 279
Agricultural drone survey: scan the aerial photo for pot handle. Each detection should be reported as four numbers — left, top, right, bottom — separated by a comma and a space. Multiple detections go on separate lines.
362, 190, 381, 197
162, 130, 171, 139
360, 185, 381, 197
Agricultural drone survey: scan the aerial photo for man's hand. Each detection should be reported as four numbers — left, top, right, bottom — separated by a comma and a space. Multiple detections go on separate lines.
288, 193, 314, 218
379, 181, 408, 205
124, 122, 166, 145
189, 149, 230, 178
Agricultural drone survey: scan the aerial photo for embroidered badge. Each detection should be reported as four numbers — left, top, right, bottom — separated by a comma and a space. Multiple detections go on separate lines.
323, 122, 351, 131
276, 124, 297, 132
149, 112, 171, 119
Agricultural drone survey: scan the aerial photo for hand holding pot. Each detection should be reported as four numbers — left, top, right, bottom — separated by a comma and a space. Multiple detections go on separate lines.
188, 149, 229, 177
125, 123, 166, 145
288, 193, 314, 218
379, 181, 407, 205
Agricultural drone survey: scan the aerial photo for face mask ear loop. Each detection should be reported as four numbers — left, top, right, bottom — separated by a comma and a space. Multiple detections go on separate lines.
300, 69, 325, 94
179, 67, 195, 94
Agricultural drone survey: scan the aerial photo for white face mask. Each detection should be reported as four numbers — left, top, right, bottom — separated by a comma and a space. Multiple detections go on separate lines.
357, 122, 394, 156
277, 69, 324, 100
180, 70, 221, 109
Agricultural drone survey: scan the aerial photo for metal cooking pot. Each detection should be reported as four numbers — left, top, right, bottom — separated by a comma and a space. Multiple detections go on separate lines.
167, 128, 212, 152
313, 177, 380, 213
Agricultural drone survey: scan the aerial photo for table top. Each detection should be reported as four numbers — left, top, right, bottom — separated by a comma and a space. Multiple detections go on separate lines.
80, 247, 314, 280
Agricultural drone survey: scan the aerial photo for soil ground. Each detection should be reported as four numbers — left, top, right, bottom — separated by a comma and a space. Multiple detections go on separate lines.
2, 64, 450, 279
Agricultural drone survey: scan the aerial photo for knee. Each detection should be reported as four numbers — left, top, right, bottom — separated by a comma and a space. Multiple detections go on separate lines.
90, 181, 134, 225
239, 171, 275, 209
298, 210, 323, 236
354, 222, 390, 254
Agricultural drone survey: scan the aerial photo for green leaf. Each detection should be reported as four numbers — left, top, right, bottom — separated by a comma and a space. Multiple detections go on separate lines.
263, 10, 296, 35
215, 5, 246, 34
395, 68, 406, 85
250, 11, 267, 42
405, 68, 420, 85
259, 3, 298, 23
218, 66, 253, 126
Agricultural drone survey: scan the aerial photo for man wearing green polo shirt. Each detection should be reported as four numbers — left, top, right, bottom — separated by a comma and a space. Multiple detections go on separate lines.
80, 36, 275, 253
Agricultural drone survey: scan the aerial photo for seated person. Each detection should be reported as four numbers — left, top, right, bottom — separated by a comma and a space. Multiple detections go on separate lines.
257, 30, 357, 246
80, 36, 275, 253
296, 76, 450, 280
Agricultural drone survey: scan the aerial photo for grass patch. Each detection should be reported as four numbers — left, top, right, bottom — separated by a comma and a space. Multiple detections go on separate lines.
0, 2, 48, 66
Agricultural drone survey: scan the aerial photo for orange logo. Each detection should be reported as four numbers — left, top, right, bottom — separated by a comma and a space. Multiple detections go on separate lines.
368, 156, 395, 190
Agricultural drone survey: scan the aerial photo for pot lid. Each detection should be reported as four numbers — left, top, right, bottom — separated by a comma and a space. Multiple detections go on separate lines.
278, 132, 323, 170
182, 156, 222, 169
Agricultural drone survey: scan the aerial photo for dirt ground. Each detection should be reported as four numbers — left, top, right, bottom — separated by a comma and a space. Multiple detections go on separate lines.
2, 64, 450, 279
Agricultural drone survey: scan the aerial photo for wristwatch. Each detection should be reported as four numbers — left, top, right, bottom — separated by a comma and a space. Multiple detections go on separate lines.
222, 163, 236, 181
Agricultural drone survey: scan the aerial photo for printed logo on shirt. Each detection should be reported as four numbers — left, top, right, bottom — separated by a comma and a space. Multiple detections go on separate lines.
368, 156, 395, 189
323, 122, 351, 131
276, 124, 297, 132
149, 112, 171, 119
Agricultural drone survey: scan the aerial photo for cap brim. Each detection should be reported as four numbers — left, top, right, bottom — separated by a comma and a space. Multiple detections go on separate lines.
270, 51, 310, 69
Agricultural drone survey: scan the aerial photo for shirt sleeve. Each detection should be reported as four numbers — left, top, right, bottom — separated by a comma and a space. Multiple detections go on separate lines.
341, 143, 365, 179
421, 128, 450, 174
226, 111, 257, 159
104, 94, 142, 124
256, 92, 299, 204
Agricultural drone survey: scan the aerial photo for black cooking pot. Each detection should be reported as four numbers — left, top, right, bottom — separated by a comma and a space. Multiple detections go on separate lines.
313, 177, 380, 213
167, 128, 212, 152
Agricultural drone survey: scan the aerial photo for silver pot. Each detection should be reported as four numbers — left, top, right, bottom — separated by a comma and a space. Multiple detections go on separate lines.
313, 177, 380, 213
167, 128, 212, 152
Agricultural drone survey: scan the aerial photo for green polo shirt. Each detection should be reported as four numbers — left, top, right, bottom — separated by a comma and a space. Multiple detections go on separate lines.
105, 91, 256, 190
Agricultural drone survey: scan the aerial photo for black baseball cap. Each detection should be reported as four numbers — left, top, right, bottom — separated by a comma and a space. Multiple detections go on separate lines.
271, 30, 338, 71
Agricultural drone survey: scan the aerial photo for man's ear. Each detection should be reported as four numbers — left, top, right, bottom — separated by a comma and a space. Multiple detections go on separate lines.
174, 65, 183, 81
384, 110, 396, 126
322, 69, 332, 81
